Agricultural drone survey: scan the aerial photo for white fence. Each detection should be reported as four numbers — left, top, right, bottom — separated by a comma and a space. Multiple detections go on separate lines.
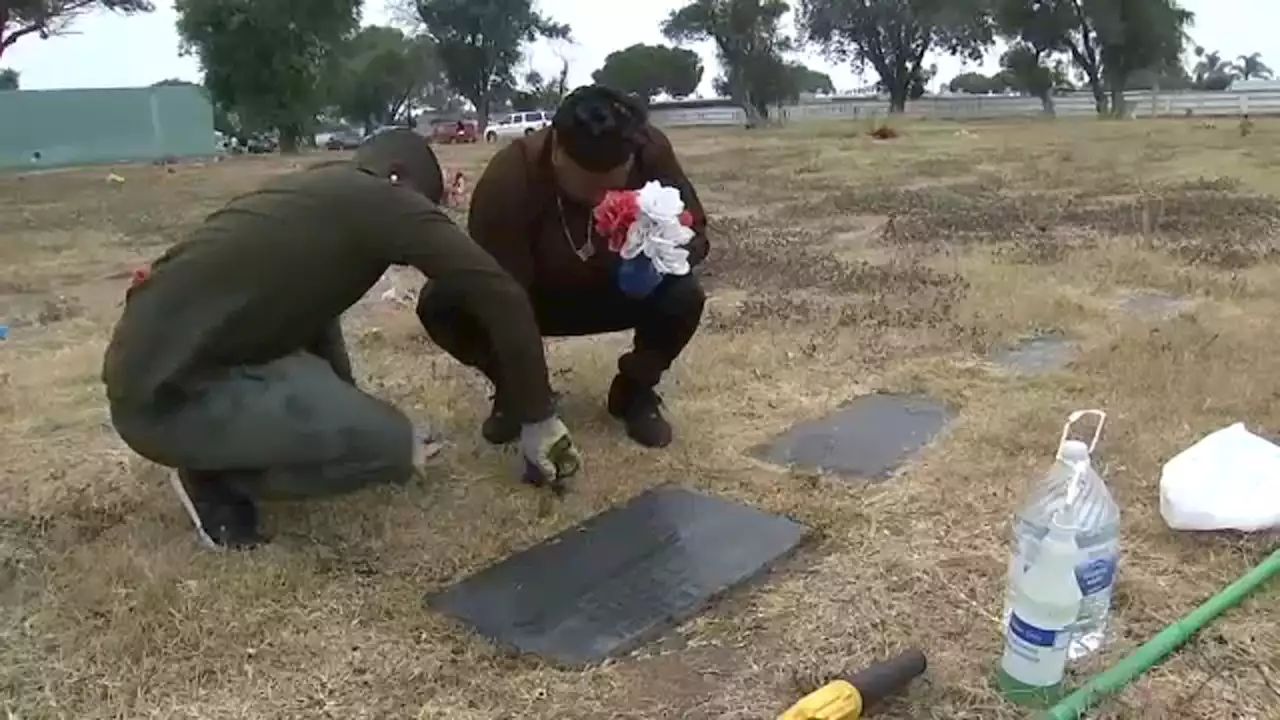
649, 89, 1280, 127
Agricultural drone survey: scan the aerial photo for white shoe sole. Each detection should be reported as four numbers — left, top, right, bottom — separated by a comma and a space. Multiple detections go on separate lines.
168, 471, 223, 552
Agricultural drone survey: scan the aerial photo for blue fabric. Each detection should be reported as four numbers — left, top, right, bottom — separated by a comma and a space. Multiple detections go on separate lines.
617, 255, 663, 299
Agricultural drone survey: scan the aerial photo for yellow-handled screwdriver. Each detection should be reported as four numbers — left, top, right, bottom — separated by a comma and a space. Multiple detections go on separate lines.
778, 649, 928, 720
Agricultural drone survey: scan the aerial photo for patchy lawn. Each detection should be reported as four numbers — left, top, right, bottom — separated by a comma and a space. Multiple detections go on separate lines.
2, 119, 1278, 719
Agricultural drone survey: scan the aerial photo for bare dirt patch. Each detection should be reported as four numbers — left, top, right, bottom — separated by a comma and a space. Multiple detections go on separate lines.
2, 121, 1279, 719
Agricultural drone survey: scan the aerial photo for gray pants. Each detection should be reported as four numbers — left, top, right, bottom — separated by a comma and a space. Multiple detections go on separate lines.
110, 352, 414, 501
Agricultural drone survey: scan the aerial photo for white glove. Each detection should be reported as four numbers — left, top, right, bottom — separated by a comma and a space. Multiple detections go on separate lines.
518, 416, 582, 487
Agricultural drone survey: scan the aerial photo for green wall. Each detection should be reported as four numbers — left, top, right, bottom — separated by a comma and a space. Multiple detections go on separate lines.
0, 85, 216, 170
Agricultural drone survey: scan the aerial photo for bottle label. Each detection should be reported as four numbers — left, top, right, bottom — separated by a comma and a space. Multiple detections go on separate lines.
1075, 555, 1117, 596
1001, 613, 1071, 687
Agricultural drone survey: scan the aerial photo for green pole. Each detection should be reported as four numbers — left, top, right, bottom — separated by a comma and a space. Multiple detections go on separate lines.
1041, 546, 1280, 720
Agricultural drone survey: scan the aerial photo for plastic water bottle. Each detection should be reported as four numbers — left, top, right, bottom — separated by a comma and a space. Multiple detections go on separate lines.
997, 515, 1084, 706
1002, 409, 1120, 661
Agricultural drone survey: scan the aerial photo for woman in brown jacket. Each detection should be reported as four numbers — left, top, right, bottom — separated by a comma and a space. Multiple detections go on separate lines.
417, 85, 710, 449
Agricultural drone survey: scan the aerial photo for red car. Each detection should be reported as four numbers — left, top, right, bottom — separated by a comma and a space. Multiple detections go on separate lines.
428, 118, 479, 144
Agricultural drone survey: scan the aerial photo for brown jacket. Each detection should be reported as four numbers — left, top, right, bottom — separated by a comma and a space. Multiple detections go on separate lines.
467, 126, 709, 292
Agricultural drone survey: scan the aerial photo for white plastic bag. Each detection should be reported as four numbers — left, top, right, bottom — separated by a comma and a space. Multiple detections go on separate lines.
1159, 422, 1280, 532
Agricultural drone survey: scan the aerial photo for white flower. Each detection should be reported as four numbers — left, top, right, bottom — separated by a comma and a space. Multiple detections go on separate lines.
645, 234, 692, 275
635, 180, 686, 223
619, 217, 693, 276
617, 181, 694, 276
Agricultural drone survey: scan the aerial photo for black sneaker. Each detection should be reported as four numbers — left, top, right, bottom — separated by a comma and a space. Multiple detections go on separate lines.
607, 375, 673, 448
168, 470, 265, 550
482, 391, 561, 446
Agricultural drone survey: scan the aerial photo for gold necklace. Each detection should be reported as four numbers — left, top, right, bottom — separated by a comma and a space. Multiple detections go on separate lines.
556, 194, 595, 262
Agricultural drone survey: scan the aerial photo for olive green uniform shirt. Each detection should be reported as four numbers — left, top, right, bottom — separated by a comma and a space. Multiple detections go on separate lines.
103, 162, 554, 424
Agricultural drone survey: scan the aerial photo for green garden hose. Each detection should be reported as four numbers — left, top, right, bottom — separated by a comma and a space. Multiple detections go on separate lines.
1041, 546, 1280, 719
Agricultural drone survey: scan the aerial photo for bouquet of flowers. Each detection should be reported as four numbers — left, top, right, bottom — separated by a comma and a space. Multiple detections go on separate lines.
593, 180, 696, 298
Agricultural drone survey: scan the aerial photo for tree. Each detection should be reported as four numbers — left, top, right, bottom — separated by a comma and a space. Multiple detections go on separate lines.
798, 0, 993, 113
709, 57, 812, 107
1, 0, 152, 60
412, 0, 568, 132
1125, 64, 1193, 90
995, 0, 1193, 116
592, 43, 704, 100
663, 0, 794, 127
176, 0, 359, 151
1232, 51, 1272, 81
1094, 1, 1193, 114
1192, 47, 1229, 84
899, 61, 936, 99
328, 26, 448, 133
0, 67, 17, 89
947, 70, 1009, 94
1184, 47, 1232, 89
791, 63, 834, 94
508, 61, 568, 111
1000, 44, 1069, 114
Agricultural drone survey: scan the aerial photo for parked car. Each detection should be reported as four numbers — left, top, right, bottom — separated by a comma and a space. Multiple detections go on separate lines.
485, 110, 552, 142
242, 133, 277, 154
325, 131, 363, 150
368, 124, 416, 138
428, 118, 479, 144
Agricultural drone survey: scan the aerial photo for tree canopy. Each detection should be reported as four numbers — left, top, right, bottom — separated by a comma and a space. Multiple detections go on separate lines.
0, 67, 17, 89
326, 26, 447, 133
711, 60, 834, 101
994, 0, 1194, 116
663, 0, 794, 126
175, 0, 361, 150
1233, 52, 1273, 80
592, 43, 704, 100
792, 64, 834, 94
508, 60, 569, 111
1190, 47, 1234, 90
0, 0, 152, 60
1000, 44, 1070, 113
948, 70, 1009, 94
412, 0, 568, 130
1182, 48, 1274, 90
798, 0, 993, 112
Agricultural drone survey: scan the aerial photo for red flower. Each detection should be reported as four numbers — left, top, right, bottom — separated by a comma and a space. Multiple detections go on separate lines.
679, 210, 694, 227
593, 190, 640, 253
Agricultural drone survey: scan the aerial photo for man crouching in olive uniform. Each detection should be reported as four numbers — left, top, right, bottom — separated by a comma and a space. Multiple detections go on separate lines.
103, 129, 581, 551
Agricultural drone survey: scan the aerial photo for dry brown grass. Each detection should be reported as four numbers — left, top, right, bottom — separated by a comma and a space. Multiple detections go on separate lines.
3, 119, 1279, 719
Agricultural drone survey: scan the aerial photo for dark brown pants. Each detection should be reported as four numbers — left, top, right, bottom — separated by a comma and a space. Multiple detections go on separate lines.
416, 273, 706, 388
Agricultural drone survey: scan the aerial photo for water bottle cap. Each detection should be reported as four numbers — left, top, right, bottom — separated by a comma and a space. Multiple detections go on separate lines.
1059, 439, 1090, 462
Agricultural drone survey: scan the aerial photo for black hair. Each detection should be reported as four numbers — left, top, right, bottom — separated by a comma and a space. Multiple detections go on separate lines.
354, 128, 444, 203
552, 84, 648, 172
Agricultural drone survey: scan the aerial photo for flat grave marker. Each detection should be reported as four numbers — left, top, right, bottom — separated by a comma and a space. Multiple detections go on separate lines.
428, 486, 807, 665
757, 393, 952, 480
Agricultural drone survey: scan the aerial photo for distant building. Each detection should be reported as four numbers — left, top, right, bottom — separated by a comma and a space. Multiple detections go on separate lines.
0, 84, 216, 170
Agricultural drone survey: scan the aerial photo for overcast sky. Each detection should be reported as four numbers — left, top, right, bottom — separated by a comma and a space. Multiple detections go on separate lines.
2, 0, 1275, 95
